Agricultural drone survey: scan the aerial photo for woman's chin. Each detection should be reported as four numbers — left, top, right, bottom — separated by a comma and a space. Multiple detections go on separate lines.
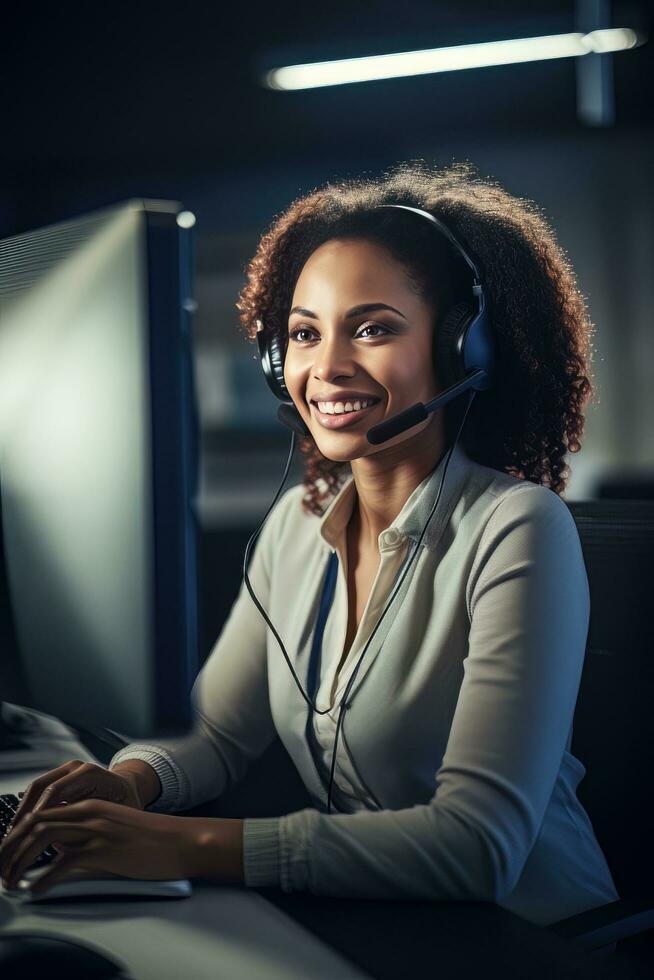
313, 436, 376, 464
317, 447, 358, 463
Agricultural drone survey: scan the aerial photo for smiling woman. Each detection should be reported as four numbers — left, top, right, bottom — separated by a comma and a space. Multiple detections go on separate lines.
100, 159, 619, 930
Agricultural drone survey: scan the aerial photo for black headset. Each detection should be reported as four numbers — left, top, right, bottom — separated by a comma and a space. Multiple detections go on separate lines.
245, 204, 496, 812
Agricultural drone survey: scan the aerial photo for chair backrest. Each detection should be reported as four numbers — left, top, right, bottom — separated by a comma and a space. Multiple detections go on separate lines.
566, 499, 654, 899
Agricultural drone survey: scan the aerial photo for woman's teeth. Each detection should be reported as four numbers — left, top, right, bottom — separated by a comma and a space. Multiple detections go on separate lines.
316, 399, 374, 415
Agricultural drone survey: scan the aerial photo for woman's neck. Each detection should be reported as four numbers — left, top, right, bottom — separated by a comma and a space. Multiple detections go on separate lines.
349, 413, 448, 551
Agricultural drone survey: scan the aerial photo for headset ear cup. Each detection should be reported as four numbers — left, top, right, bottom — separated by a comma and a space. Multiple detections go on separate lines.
257, 324, 289, 401
260, 332, 311, 436
435, 302, 474, 390
267, 334, 289, 401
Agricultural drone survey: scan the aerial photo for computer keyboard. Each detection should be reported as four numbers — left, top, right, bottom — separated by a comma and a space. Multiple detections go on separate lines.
0, 793, 57, 868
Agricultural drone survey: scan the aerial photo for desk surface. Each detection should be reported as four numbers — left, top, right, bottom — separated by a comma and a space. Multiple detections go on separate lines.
0, 884, 366, 980
0, 718, 638, 980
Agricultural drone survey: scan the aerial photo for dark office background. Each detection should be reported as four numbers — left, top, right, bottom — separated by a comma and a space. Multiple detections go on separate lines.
2, 0, 653, 658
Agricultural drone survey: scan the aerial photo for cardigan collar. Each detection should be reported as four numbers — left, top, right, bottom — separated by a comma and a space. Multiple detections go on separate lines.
317, 438, 473, 555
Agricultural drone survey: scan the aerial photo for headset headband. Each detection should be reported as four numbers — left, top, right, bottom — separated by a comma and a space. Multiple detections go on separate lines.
379, 204, 483, 286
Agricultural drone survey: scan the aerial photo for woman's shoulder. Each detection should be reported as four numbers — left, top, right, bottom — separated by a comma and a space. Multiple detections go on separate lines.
471, 468, 582, 560
276, 481, 314, 519
463, 470, 589, 619
463, 451, 577, 528
256, 482, 318, 552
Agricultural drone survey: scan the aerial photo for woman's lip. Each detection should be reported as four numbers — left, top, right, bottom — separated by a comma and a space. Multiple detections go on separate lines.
310, 400, 380, 429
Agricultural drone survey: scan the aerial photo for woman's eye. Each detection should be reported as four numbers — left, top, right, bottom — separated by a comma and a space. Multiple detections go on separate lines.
287, 322, 389, 343
356, 322, 387, 338
288, 327, 315, 343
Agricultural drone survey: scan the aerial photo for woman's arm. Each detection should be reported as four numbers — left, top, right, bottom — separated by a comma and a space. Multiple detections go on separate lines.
242, 485, 590, 901
110, 759, 163, 809
108, 485, 302, 814
109, 574, 275, 812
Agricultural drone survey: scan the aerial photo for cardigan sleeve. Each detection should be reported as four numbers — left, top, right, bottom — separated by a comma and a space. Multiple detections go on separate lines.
109, 486, 301, 813
242, 484, 591, 901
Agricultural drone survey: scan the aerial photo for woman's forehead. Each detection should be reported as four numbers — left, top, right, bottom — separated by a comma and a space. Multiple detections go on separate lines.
293, 238, 418, 299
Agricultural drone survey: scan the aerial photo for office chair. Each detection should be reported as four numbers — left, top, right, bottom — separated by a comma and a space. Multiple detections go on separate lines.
546, 499, 654, 961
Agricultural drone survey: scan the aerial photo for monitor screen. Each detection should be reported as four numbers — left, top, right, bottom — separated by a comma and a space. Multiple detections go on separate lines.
0, 200, 199, 739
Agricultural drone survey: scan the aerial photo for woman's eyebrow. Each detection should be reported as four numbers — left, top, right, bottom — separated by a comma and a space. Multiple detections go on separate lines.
288, 302, 407, 320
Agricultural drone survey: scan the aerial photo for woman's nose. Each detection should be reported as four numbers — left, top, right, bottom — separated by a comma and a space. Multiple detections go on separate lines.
312, 333, 355, 381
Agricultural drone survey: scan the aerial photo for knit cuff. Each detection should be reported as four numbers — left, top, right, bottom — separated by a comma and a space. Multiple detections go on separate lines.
109, 746, 183, 812
242, 818, 281, 887
278, 808, 317, 892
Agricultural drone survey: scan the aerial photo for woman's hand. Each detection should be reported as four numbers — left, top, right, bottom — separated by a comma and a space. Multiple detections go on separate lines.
8, 759, 148, 834
0, 799, 244, 896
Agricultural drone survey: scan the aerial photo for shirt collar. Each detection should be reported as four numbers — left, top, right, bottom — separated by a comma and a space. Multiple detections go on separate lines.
317, 439, 473, 554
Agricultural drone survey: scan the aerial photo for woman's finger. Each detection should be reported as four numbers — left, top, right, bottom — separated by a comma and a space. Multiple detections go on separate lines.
28, 799, 120, 822
1, 800, 109, 871
0, 805, 82, 872
30, 762, 102, 815
28, 856, 99, 898
10, 760, 85, 827
3, 823, 96, 891
3, 822, 94, 890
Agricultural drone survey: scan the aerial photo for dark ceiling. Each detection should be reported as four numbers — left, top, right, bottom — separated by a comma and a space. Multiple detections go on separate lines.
2, 1, 652, 234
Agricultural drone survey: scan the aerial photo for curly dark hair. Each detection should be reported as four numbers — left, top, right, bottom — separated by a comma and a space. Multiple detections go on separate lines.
237, 160, 595, 516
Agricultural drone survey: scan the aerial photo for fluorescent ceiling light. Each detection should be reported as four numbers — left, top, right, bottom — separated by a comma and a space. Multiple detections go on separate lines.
264, 28, 640, 91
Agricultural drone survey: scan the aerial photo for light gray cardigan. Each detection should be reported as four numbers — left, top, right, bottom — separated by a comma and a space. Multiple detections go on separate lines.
110, 441, 619, 926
